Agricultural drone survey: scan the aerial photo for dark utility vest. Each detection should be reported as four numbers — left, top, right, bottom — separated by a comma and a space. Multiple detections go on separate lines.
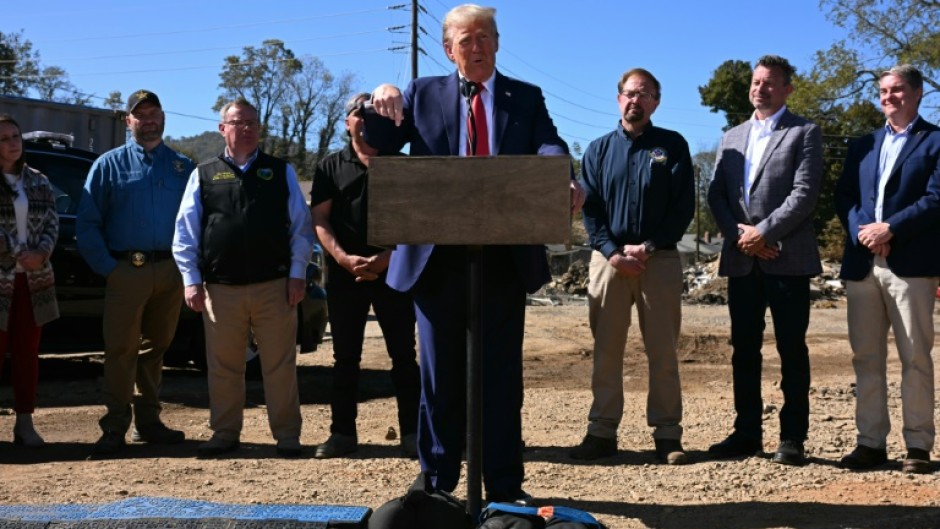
197, 152, 291, 285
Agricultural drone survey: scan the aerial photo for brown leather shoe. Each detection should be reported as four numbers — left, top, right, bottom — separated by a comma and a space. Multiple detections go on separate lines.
654, 438, 688, 465
902, 448, 932, 474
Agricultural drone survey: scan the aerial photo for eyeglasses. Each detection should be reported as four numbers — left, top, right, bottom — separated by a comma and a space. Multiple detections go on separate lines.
620, 90, 655, 101
224, 119, 260, 129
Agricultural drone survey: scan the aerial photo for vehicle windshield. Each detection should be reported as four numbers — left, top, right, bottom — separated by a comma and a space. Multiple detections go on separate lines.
25, 152, 91, 215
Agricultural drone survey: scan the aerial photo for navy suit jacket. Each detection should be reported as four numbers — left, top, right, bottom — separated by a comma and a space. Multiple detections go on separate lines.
836, 117, 940, 280
364, 70, 569, 293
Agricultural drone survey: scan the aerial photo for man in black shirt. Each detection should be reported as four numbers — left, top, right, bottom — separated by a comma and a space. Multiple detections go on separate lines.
311, 93, 421, 459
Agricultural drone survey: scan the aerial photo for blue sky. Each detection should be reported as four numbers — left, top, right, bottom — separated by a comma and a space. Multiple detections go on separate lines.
7, 0, 854, 154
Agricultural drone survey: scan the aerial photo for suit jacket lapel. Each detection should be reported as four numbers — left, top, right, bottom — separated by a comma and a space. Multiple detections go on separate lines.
727, 123, 751, 214
888, 118, 931, 180
442, 73, 460, 155
865, 127, 887, 196
493, 71, 510, 153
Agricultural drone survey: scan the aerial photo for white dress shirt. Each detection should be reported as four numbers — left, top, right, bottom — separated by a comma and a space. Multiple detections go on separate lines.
743, 105, 786, 207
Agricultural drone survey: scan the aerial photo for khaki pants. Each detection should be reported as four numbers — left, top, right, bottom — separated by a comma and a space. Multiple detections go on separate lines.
586, 250, 684, 441
100, 259, 183, 433
203, 278, 301, 441
847, 256, 937, 452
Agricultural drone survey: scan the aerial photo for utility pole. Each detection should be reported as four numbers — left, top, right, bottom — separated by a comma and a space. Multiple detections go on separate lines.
411, 0, 419, 80
695, 166, 701, 263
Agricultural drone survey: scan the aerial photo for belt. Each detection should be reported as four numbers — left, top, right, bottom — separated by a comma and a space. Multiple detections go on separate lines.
110, 250, 174, 267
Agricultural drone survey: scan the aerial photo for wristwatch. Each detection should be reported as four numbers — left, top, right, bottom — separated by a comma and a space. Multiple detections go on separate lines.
643, 240, 656, 255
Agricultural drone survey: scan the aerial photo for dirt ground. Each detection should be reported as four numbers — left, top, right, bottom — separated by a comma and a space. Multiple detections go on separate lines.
1, 301, 939, 529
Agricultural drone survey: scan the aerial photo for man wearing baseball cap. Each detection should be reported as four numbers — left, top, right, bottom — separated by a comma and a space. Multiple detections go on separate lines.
77, 89, 195, 455
311, 92, 420, 459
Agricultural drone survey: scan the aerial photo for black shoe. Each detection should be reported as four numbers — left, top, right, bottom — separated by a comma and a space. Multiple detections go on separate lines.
91, 430, 126, 455
654, 438, 688, 465
708, 434, 762, 459
314, 433, 358, 459
486, 489, 535, 507
131, 422, 185, 444
839, 445, 888, 470
771, 440, 806, 466
902, 448, 931, 474
197, 435, 240, 458
276, 437, 302, 458
569, 434, 617, 460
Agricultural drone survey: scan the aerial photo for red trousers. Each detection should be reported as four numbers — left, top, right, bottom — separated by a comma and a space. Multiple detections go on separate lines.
0, 273, 43, 413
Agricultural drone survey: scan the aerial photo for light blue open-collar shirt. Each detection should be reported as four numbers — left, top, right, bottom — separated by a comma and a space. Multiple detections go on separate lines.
875, 116, 919, 222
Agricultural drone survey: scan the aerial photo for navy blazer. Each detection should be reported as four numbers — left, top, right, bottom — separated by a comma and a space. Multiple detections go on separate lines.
364, 70, 569, 293
835, 117, 940, 280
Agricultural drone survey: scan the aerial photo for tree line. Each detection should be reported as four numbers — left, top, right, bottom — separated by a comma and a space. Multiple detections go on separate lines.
0, 32, 355, 179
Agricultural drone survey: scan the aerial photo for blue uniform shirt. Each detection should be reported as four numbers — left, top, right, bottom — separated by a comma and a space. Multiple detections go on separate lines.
581, 123, 695, 258
76, 140, 195, 277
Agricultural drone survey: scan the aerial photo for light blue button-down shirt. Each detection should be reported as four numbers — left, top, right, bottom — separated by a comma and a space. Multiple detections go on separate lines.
172, 149, 315, 287
76, 140, 195, 277
875, 116, 918, 222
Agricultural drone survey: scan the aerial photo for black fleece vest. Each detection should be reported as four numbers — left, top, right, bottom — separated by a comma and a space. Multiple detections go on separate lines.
197, 152, 291, 284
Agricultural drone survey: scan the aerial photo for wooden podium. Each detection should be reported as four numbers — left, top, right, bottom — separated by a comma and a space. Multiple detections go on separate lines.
368, 155, 570, 516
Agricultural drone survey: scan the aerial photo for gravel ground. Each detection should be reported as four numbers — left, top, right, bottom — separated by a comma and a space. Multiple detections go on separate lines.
1, 302, 939, 529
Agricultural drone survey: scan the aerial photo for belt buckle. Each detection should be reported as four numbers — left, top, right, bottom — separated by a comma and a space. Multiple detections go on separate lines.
130, 251, 147, 267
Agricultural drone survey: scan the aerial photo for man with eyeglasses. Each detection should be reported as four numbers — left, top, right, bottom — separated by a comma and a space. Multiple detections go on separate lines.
707, 55, 823, 466
571, 68, 694, 465
311, 93, 420, 460
173, 97, 315, 458
78, 90, 195, 455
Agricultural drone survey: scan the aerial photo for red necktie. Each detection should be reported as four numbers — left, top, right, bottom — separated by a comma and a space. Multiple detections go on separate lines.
468, 83, 489, 156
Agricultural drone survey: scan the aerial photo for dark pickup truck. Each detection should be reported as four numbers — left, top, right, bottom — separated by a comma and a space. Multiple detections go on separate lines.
24, 133, 327, 368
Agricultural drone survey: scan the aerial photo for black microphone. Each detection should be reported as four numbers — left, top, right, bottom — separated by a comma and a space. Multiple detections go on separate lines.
460, 78, 479, 100
461, 79, 480, 154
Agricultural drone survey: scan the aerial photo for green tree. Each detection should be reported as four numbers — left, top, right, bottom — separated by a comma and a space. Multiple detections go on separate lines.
0, 30, 40, 96
818, 0, 939, 113
33, 66, 88, 104
103, 91, 124, 111
215, 39, 302, 150
698, 60, 753, 130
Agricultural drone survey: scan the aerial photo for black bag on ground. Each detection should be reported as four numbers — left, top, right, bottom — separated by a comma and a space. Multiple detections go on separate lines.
367, 472, 474, 529
478, 503, 606, 529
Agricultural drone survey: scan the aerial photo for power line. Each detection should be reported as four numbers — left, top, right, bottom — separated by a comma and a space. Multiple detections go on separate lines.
0, 29, 394, 65
0, 48, 393, 81
500, 48, 610, 104
37, 7, 397, 44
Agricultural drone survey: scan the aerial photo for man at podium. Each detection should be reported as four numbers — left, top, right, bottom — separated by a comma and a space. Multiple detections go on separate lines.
364, 3, 582, 505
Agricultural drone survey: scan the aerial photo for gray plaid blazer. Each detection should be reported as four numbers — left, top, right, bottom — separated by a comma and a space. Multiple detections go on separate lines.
707, 109, 823, 277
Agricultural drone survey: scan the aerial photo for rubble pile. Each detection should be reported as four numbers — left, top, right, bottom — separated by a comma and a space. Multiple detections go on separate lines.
540, 259, 589, 298
539, 255, 847, 307
684, 258, 846, 306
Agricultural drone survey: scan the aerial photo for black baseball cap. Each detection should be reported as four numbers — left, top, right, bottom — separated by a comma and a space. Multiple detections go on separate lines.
126, 90, 162, 113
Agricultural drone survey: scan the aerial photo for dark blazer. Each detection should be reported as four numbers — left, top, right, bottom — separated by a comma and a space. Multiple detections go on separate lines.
708, 109, 823, 277
835, 117, 940, 280
363, 70, 568, 293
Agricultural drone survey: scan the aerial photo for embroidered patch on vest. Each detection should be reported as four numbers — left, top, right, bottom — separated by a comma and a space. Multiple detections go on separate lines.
212, 171, 236, 181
